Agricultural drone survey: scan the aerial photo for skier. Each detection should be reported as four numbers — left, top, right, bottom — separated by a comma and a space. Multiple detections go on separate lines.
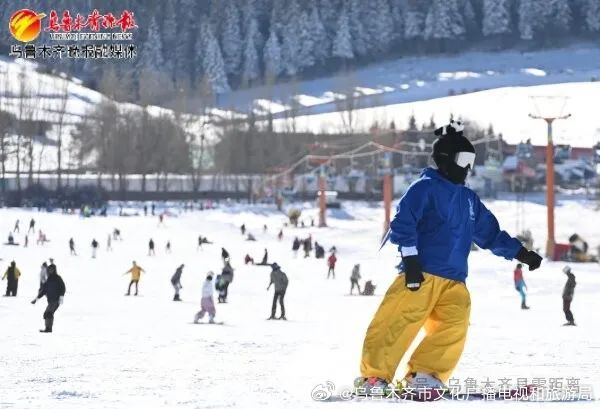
106, 234, 112, 251
124, 261, 145, 296
221, 247, 230, 265
355, 121, 542, 393
220, 261, 234, 302
514, 263, 529, 309
267, 263, 288, 320
13, 220, 19, 233
241, 224, 246, 236
69, 238, 77, 255
28, 218, 35, 234
327, 252, 337, 279
2, 261, 21, 296
350, 264, 361, 295
148, 239, 155, 256
257, 249, 269, 266
562, 266, 576, 326
31, 263, 65, 333
166, 241, 172, 253
91, 239, 98, 258
194, 271, 216, 324
292, 237, 301, 257
171, 264, 184, 301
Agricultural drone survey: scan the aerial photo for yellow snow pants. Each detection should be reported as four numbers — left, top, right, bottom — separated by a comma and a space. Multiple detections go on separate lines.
360, 273, 471, 383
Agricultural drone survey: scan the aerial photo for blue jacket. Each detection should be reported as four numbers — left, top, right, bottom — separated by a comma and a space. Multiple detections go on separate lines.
390, 168, 522, 282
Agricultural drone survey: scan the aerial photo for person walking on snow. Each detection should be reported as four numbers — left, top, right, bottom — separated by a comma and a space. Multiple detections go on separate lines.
124, 261, 145, 296
355, 121, 543, 394
514, 263, 529, 309
562, 266, 576, 326
267, 263, 288, 320
292, 237, 300, 257
91, 239, 98, 258
69, 238, 77, 255
28, 218, 35, 234
3, 261, 21, 296
31, 263, 65, 333
350, 264, 362, 295
13, 220, 19, 233
327, 252, 337, 279
148, 239, 155, 256
194, 271, 216, 324
171, 264, 184, 301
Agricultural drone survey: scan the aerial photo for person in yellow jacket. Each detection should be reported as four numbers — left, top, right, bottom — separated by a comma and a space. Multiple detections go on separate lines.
124, 261, 145, 296
3, 261, 21, 296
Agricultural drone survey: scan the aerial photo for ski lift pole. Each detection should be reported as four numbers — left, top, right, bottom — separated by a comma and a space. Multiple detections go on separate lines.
382, 152, 393, 239
318, 165, 327, 227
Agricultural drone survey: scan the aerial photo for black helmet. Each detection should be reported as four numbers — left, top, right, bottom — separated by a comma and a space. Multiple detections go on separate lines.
432, 120, 475, 185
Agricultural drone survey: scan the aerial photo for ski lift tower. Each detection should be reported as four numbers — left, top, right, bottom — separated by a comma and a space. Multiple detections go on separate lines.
528, 96, 571, 259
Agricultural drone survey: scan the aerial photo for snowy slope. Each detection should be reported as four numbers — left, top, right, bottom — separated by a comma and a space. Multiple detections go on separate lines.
0, 197, 598, 408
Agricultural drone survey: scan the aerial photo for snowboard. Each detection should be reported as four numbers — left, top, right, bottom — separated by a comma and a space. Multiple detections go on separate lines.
192, 321, 224, 325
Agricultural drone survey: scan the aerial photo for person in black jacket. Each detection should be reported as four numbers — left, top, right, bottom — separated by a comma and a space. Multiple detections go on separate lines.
221, 247, 230, 265
562, 266, 576, 326
31, 264, 66, 333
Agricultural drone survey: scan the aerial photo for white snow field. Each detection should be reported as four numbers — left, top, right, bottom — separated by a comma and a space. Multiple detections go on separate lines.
0, 198, 599, 408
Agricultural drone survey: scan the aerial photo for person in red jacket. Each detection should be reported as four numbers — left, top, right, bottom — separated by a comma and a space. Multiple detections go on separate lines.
514, 263, 529, 309
327, 253, 337, 279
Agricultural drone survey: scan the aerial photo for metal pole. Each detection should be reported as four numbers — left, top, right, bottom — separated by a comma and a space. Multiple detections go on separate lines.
382, 152, 393, 238
545, 120, 555, 259
318, 165, 327, 227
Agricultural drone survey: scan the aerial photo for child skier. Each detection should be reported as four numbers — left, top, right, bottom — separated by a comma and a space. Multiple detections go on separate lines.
194, 271, 216, 324
514, 263, 529, 309
356, 121, 542, 393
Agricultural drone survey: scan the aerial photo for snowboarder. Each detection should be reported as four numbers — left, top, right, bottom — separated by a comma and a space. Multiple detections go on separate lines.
215, 273, 227, 303
124, 261, 145, 296
362, 280, 376, 296
6, 232, 16, 245
221, 247, 230, 264
194, 271, 216, 324
2, 261, 21, 296
91, 239, 98, 258
13, 220, 19, 233
220, 261, 234, 302
355, 121, 543, 393
69, 238, 77, 255
292, 237, 301, 257
106, 234, 112, 251
257, 249, 269, 266
241, 224, 246, 236
263, 224, 268, 233
148, 239, 155, 256
197, 235, 203, 250
171, 264, 184, 301
562, 266, 576, 326
327, 252, 337, 279
314, 242, 325, 259
267, 263, 288, 320
350, 264, 361, 295
166, 241, 172, 253
514, 263, 529, 309
113, 228, 121, 241
28, 218, 35, 234
31, 263, 65, 333
303, 238, 311, 258
277, 230, 283, 241
246, 233, 257, 241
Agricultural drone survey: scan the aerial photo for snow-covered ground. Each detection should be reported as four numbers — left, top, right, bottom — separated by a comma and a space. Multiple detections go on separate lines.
0, 196, 599, 408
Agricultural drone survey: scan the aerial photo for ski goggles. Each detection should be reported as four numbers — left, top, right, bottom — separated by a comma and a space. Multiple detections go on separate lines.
454, 151, 476, 169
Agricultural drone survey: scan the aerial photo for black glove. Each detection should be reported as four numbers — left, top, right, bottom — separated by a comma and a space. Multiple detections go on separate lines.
516, 247, 542, 271
402, 255, 424, 291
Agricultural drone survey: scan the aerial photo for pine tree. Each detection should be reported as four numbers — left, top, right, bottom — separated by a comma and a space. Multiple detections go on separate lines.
242, 0, 264, 52
390, 0, 406, 43
348, 0, 369, 56
404, 10, 425, 39
424, 0, 465, 40
242, 19, 260, 86
309, 4, 330, 63
221, 0, 243, 75
298, 11, 316, 69
332, 5, 354, 60
462, 0, 478, 35
161, 1, 178, 81
263, 29, 283, 81
586, 0, 600, 32
482, 0, 511, 36
138, 17, 165, 74
518, 0, 548, 40
201, 22, 231, 94
365, 0, 395, 53
547, 0, 572, 33
281, 0, 302, 76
